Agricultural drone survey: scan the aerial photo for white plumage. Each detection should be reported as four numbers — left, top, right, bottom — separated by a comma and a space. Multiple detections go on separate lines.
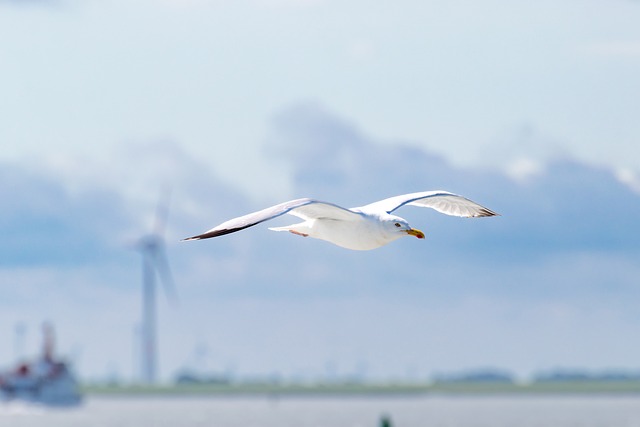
184, 191, 498, 251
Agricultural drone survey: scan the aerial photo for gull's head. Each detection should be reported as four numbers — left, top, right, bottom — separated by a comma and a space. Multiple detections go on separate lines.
383, 215, 425, 240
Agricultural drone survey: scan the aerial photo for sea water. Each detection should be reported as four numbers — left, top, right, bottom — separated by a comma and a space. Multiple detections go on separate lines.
2, 395, 640, 427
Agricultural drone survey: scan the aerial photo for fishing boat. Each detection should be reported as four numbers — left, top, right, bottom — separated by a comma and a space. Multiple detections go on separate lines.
0, 323, 82, 406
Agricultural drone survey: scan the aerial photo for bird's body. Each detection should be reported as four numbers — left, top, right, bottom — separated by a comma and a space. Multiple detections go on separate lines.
184, 191, 498, 251
271, 210, 409, 251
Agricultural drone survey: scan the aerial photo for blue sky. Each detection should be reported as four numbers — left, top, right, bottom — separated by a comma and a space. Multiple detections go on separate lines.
1, 0, 639, 382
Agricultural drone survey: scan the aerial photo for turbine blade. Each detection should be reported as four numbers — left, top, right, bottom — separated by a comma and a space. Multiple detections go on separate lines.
152, 246, 179, 306
152, 186, 172, 237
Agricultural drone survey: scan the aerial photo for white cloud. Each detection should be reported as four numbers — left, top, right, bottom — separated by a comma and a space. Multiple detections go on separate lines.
346, 39, 376, 62
615, 167, 640, 194
583, 41, 640, 57
257, 0, 323, 6
3, 105, 640, 381
0, 0, 59, 6
505, 157, 545, 182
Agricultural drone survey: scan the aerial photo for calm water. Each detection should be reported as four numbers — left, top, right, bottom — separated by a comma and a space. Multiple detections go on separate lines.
2, 395, 640, 427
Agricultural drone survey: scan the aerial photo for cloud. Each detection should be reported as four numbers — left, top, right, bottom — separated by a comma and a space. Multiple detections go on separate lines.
2, 106, 640, 380
615, 167, 640, 194
0, 163, 128, 266
267, 102, 462, 203
583, 41, 640, 57
346, 39, 376, 62
0, 142, 252, 378
254, 0, 323, 8
0, 0, 59, 8
267, 103, 640, 258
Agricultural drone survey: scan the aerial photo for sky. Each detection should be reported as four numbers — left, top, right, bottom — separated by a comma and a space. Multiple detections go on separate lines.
1, 0, 639, 383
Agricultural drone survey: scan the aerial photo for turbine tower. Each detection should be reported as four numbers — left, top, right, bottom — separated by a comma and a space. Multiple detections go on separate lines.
134, 190, 177, 385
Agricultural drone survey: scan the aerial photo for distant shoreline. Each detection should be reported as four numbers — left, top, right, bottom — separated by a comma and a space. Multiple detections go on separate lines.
82, 381, 640, 397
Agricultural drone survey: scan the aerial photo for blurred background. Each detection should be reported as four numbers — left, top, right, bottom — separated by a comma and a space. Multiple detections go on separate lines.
1, 0, 639, 389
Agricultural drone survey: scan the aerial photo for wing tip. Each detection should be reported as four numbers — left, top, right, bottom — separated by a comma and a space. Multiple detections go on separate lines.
182, 224, 257, 242
473, 208, 500, 218
181, 230, 224, 241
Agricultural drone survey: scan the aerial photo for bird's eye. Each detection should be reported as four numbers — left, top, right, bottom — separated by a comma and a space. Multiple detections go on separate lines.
394, 223, 401, 228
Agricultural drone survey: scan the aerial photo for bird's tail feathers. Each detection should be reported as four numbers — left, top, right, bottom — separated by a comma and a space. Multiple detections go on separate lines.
268, 225, 294, 232
268, 222, 310, 235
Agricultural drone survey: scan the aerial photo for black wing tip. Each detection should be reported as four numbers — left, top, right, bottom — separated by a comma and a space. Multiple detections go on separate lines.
474, 208, 500, 217
181, 224, 257, 242
181, 229, 232, 241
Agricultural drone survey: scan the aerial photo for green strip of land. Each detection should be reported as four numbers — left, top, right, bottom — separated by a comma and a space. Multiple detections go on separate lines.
82, 381, 640, 397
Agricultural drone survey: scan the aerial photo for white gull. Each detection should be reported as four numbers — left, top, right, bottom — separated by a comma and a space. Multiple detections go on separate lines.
183, 191, 498, 251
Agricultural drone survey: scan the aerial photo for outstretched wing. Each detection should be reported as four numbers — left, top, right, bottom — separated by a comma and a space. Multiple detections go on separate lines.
183, 198, 361, 241
359, 191, 499, 218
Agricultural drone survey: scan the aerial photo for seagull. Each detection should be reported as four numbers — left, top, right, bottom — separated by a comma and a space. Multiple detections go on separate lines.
183, 191, 498, 251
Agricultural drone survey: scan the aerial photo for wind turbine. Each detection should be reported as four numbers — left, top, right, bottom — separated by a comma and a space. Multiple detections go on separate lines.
133, 190, 178, 385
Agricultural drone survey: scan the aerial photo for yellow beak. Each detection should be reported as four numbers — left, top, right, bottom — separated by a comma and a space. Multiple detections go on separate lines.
406, 228, 425, 239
